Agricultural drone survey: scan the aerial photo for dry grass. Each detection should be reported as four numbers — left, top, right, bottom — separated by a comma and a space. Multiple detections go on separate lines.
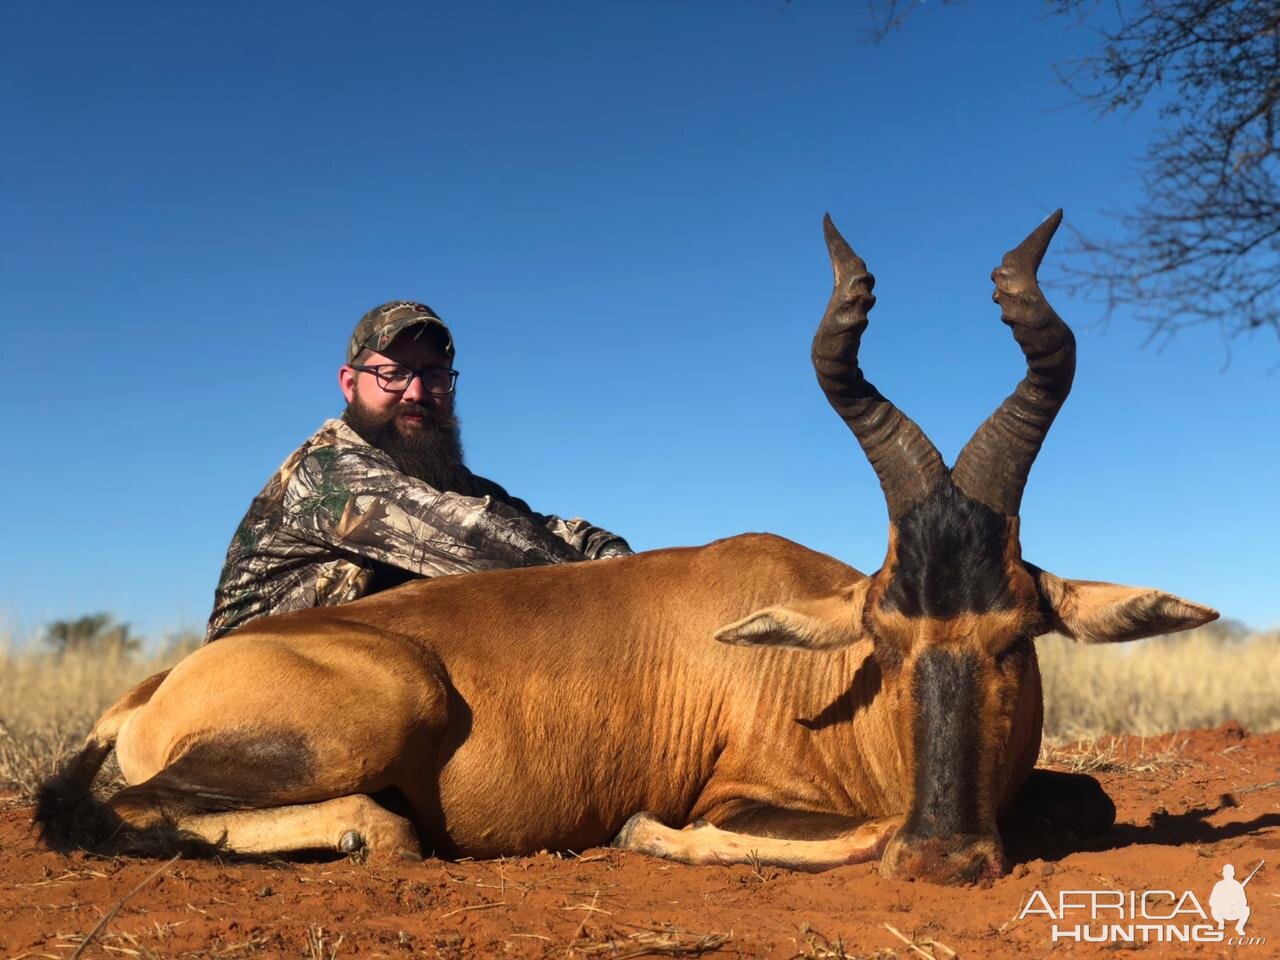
792, 923, 898, 959
2, 624, 1277, 799
1038, 734, 1197, 778
1036, 625, 1280, 743
0, 634, 199, 799
304, 924, 344, 960
568, 923, 732, 958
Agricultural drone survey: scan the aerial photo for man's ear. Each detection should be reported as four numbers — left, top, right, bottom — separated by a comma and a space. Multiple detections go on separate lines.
714, 579, 870, 651
338, 365, 359, 403
1031, 566, 1218, 644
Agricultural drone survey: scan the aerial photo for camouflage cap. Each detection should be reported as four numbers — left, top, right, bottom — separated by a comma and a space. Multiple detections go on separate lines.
347, 301, 455, 363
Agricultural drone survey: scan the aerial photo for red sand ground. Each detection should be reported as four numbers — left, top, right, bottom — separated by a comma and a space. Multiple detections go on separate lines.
2, 724, 1276, 959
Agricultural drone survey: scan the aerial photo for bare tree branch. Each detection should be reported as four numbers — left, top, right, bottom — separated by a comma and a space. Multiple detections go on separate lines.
863, 0, 947, 42
1048, 1, 1280, 345
802, 0, 961, 43
860, 0, 1280, 349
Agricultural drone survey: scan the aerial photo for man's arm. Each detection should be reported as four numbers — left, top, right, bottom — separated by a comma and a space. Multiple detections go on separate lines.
467, 474, 633, 559
282, 445, 591, 577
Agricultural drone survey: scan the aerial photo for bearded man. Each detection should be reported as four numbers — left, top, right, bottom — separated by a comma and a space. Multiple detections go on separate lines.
205, 301, 631, 642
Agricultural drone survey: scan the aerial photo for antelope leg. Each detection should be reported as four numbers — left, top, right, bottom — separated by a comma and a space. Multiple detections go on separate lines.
1012, 768, 1115, 836
612, 809, 899, 873
123, 794, 423, 858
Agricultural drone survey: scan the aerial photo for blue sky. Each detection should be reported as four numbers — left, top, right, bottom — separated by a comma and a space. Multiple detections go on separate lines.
2, 1, 1276, 642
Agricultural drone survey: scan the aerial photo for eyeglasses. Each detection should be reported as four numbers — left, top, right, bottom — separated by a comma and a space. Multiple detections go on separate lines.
351, 364, 460, 395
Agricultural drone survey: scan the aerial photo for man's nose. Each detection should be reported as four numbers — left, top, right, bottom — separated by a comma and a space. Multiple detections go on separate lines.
400, 374, 427, 402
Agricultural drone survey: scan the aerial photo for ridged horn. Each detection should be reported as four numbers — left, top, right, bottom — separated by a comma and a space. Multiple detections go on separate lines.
951, 209, 1076, 516
813, 214, 945, 520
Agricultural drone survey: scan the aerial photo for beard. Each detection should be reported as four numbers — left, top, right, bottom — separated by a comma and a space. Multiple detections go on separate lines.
342, 395, 470, 493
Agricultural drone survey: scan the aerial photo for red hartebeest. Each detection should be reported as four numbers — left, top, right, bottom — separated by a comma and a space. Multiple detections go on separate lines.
36, 211, 1216, 884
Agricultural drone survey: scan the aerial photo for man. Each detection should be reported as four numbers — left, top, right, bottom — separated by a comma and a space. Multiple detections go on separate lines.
206, 301, 631, 641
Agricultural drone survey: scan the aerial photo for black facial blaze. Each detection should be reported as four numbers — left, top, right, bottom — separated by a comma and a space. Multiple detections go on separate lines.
903, 648, 983, 838
882, 482, 1015, 617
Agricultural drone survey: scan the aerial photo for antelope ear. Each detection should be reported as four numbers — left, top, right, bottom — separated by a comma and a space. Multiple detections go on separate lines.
714, 580, 870, 650
1031, 566, 1219, 644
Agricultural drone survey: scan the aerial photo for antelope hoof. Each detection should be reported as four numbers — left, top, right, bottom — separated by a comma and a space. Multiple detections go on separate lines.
612, 812, 665, 855
338, 830, 365, 854
879, 832, 1006, 886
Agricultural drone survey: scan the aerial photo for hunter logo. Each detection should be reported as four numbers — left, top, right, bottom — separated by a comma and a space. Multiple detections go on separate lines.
1018, 860, 1266, 946
1211, 862, 1259, 935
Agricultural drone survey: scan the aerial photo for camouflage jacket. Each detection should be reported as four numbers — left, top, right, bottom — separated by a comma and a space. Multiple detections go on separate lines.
205, 419, 629, 641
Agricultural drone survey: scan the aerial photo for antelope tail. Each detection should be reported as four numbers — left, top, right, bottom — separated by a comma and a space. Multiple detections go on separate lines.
33, 736, 120, 853
32, 672, 226, 858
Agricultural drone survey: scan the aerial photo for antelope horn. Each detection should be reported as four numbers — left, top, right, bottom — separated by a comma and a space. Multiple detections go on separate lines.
951, 209, 1076, 516
813, 214, 945, 520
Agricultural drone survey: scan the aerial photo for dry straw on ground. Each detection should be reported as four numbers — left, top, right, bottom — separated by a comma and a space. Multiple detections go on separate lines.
2, 624, 1276, 799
